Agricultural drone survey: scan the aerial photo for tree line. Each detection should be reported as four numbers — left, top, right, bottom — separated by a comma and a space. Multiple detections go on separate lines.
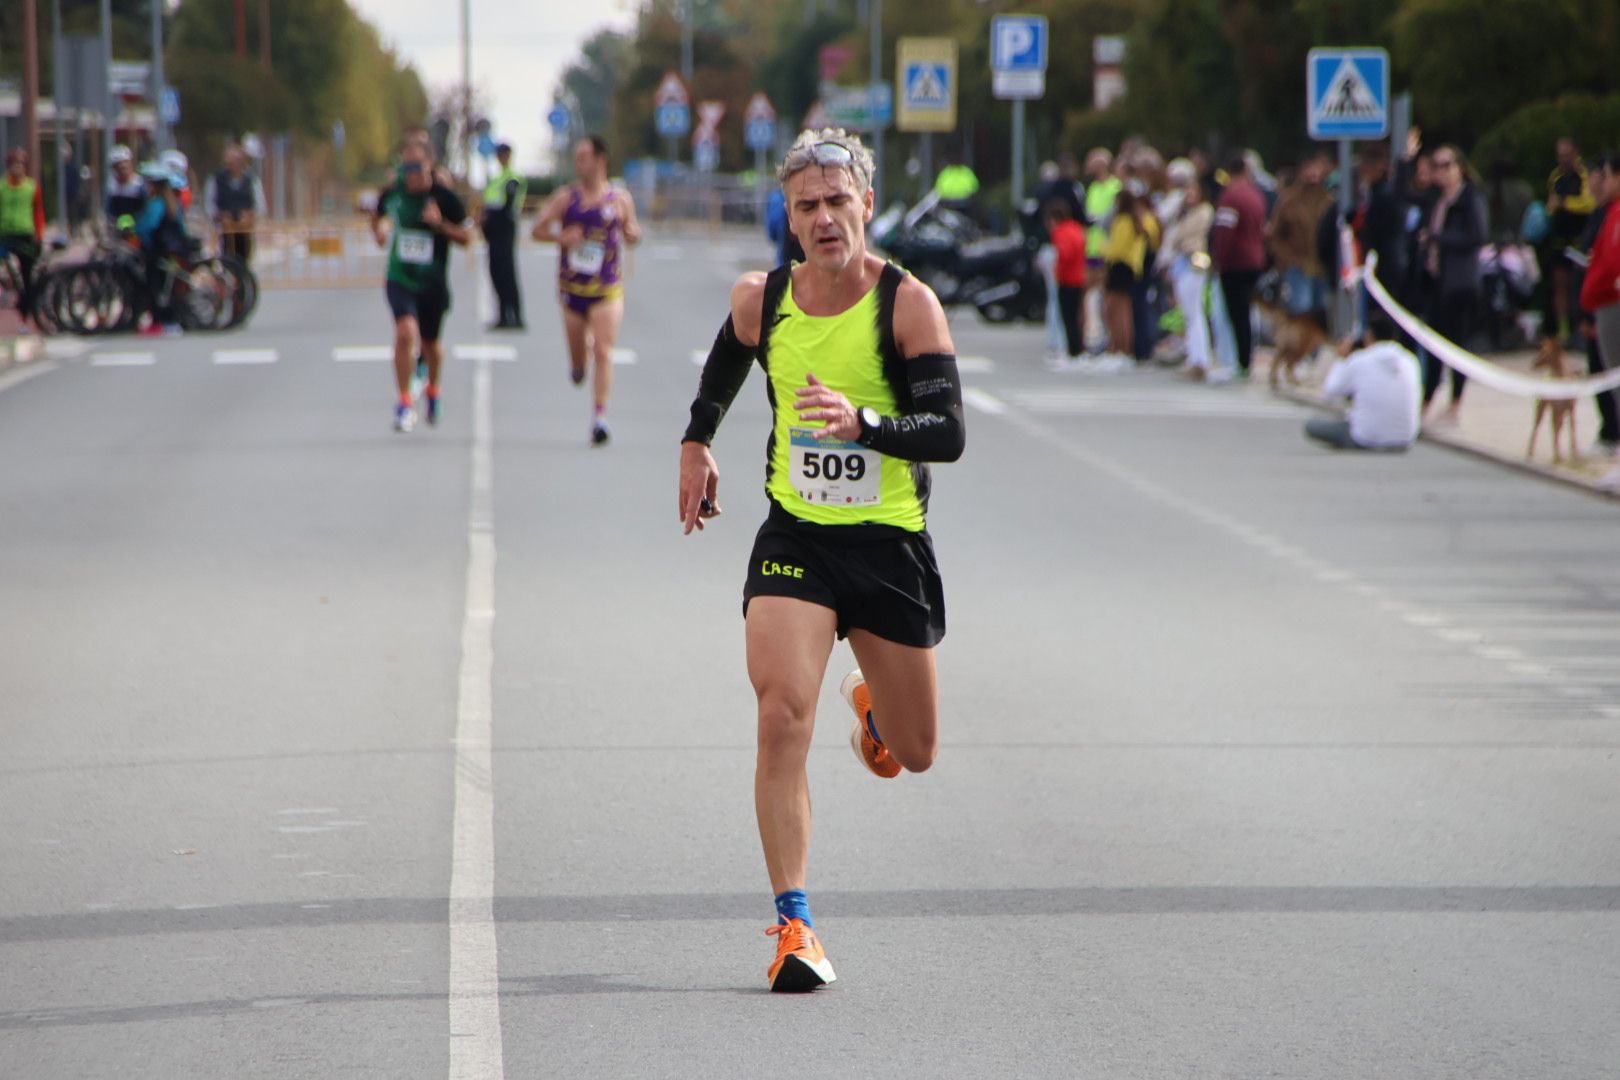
556, 0, 1619, 192
1, 0, 429, 185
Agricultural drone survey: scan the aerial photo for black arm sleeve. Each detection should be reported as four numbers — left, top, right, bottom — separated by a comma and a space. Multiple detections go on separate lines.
682, 316, 756, 445
856, 353, 966, 463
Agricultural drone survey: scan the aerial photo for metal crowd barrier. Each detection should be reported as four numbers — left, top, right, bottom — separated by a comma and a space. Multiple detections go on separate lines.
216, 218, 386, 289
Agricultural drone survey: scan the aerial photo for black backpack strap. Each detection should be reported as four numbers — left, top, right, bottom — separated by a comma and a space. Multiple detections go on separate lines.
755, 264, 794, 364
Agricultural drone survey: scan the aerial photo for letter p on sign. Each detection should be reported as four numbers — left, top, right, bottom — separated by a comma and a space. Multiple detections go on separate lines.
994, 24, 1032, 68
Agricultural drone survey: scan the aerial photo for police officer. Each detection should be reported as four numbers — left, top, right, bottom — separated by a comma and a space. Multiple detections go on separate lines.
481, 142, 526, 330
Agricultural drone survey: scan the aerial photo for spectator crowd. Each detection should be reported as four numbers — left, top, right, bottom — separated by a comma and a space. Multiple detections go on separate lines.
1012, 132, 1620, 476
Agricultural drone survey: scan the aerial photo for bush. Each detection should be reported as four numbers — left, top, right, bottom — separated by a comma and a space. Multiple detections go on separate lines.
1472, 93, 1620, 189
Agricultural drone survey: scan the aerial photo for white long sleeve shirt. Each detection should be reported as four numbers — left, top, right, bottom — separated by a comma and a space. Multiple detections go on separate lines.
1320, 342, 1421, 449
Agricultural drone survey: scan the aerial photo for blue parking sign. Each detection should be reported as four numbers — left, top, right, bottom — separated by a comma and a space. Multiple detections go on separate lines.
1307, 48, 1389, 140
990, 16, 1047, 73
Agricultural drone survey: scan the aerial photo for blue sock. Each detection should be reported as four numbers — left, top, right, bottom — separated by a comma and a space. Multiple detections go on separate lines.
774, 889, 813, 928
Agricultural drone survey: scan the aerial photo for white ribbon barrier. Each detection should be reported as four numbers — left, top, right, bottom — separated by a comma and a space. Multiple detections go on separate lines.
1361, 252, 1620, 401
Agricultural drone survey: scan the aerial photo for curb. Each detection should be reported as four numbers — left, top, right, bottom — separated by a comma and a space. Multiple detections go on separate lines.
1274, 384, 1619, 504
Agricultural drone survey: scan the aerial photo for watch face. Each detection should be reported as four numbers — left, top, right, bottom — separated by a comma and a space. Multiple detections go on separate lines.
861, 406, 880, 428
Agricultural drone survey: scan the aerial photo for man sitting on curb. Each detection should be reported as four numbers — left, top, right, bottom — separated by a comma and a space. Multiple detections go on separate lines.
1305, 316, 1421, 451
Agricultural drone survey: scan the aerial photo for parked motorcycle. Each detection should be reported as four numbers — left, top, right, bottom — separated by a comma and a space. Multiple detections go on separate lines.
871, 192, 1046, 324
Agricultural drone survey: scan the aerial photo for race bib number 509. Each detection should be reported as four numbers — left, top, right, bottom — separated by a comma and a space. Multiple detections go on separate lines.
790, 428, 881, 506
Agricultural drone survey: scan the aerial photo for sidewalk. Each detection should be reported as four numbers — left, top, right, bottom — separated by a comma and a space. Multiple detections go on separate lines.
1271, 346, 1619, 500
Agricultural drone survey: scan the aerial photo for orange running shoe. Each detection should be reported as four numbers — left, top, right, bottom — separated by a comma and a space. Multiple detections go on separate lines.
840, 669, 900, 779
766, 919, 836, 992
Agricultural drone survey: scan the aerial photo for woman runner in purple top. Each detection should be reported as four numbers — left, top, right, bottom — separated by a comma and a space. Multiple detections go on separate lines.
534, 135, 643, 445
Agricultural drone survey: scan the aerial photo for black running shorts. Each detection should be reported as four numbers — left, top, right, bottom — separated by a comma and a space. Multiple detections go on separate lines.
386, 279, 451, 343
743, 503, 946, 648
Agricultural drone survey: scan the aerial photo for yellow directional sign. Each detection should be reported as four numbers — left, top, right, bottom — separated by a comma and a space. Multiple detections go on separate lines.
896, 38, 958, 133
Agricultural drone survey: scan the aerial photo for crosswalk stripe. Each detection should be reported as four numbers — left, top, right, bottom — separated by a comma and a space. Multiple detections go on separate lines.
957, 356, 996, 374
91, 352, 156, 367
611, 348, 637, 366
214, 348, 278, 365
690, 349, 707, 367
333, 346, 394, 362
453, 344, 517, 362
45, 339, 93, 361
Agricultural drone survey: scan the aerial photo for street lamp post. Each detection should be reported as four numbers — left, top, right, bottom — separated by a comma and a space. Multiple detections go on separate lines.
23, 0, 41, 183
150, 0, 169, 152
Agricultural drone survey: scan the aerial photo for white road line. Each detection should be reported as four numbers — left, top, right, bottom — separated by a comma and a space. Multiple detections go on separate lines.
43, 339, 91, 360
333, 346, 394, 362
956, 356, 996, 374
611, 347, 637, 366
453, 344, 517, 362
447, 339, 503, 1078
214, 348, 278, 365
690, 349, 707, 367
91, 352, 157, 367
962, 387, 1007, 415
0, 359, 57, 395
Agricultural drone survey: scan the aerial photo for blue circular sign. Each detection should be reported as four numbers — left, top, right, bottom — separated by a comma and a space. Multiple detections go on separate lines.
745, 118, 776, 152
547, 106, 571, 133
656, 103, 691, 139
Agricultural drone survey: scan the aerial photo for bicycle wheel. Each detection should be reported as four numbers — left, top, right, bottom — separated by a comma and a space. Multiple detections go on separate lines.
173, 262, 227, 331
212, 254, 259, 328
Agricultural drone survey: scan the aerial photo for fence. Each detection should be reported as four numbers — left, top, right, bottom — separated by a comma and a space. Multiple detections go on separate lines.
217, 218, 385, 289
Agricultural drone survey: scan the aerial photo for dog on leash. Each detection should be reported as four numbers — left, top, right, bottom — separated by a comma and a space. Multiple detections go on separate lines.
1256, 303, 1331, 388
1254, 275, 1331, 388
1527, 338, 1579, 463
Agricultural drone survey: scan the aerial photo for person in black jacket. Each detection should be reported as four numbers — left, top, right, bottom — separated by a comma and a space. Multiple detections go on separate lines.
1320, 141, 1408, 345
1417, 144, 1489, 423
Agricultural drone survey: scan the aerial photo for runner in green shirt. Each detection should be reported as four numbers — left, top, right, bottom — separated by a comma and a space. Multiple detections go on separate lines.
371, 140, 472, 432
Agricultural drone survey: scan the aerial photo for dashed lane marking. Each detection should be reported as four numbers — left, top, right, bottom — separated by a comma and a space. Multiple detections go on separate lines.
452, 344, 517, 362
214, 348, 278, 365
333, 346, 394, 362
91, 352, 157, 367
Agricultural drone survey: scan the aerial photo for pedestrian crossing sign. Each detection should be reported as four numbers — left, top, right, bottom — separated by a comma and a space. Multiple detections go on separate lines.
896, 37, 958, 133
1307, 48, 1389, 140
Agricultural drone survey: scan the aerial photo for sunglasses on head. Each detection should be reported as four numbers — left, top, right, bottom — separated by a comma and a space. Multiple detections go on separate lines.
809, 141, 855, 166
402, 161, 424, 174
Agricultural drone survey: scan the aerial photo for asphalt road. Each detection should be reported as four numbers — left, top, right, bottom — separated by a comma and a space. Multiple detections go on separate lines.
2, 231, 1617, 1079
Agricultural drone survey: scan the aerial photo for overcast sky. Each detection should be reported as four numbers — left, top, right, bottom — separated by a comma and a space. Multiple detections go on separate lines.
348, 0, 637, 172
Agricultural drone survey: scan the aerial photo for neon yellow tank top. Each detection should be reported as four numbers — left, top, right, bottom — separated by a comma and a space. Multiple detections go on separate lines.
762, 265, 928, 531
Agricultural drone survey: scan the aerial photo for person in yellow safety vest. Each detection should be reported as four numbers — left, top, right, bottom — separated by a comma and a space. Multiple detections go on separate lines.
1, 147, 46, 328
481, 142, 528, 330
1081, 149, 1122, 354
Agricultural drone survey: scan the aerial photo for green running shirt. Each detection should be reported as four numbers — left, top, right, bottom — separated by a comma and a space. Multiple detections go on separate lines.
758, 262, 930, 532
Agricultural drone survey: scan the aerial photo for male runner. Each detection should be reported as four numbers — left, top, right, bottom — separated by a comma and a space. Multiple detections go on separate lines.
677, 129, 966, 992
532, 136, 642, 445
371, 141, 471, 432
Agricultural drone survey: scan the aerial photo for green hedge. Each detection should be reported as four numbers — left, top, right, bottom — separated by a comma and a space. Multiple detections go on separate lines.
1473, 93, 1620, 190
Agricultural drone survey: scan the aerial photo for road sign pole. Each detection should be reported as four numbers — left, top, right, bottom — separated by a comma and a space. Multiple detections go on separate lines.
869, 0, 883, 211
1338, 140, 1353, 218
1011, 98, 1024, 222
756, 145, 767, 221
920, 132, 932, 199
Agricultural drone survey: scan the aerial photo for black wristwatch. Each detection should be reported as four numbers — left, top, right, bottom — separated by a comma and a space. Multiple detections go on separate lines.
856, 406, 881, 446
